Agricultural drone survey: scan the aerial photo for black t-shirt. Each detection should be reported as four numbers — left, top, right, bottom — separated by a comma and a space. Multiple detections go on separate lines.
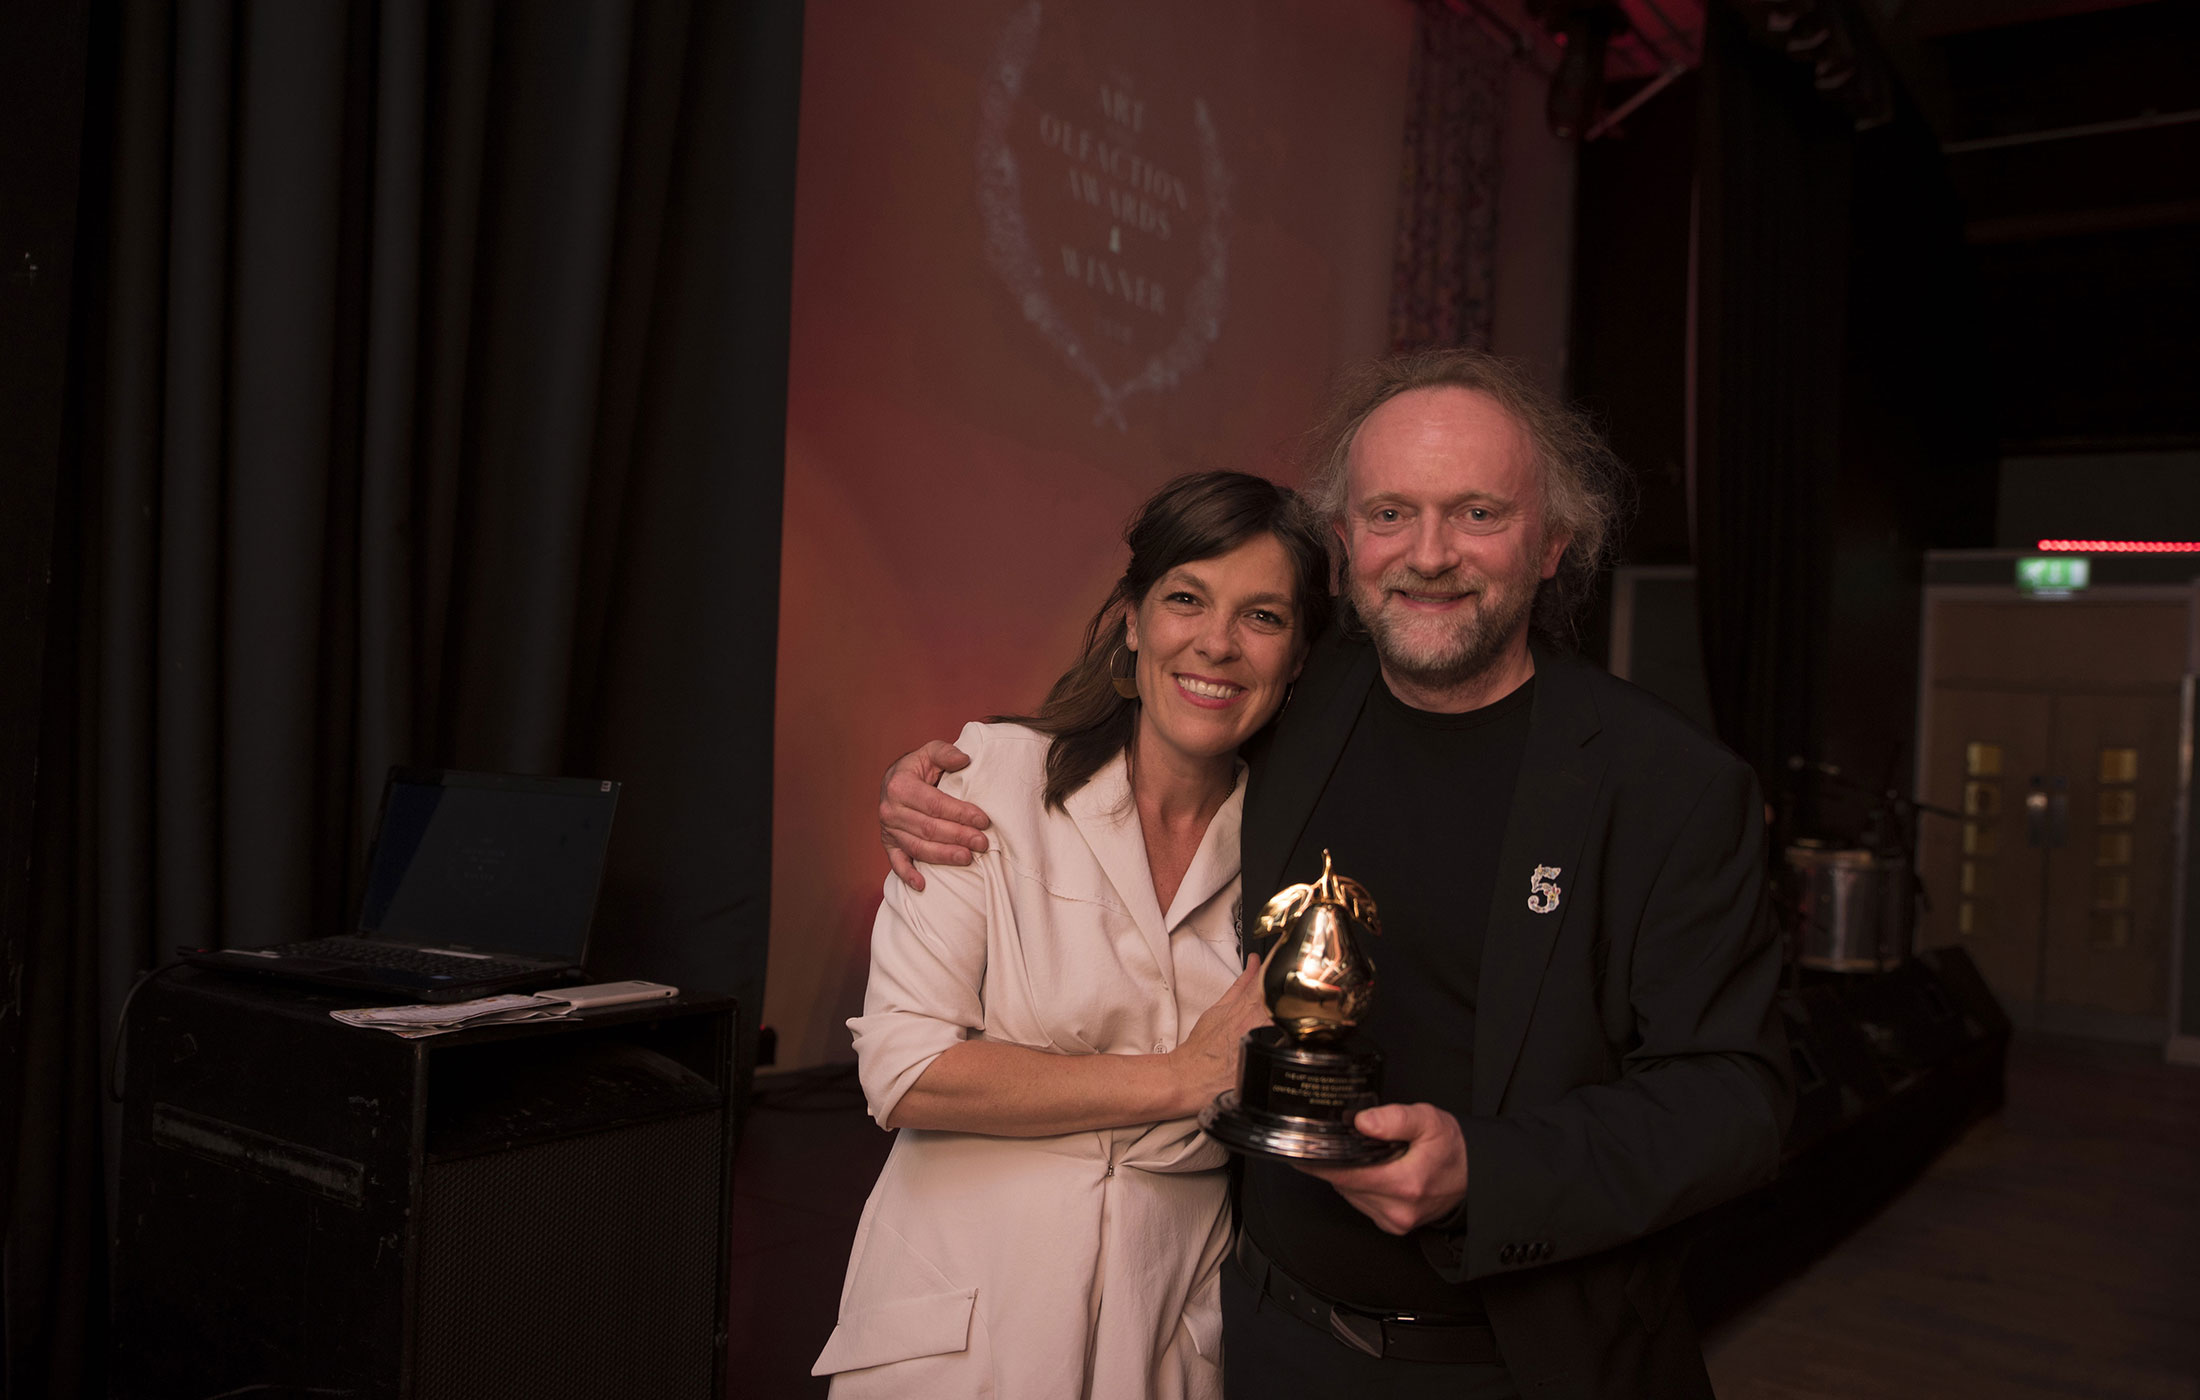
1238, 673, 1534, 1314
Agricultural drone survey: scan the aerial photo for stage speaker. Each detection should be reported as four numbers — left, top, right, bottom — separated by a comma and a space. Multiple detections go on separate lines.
1911, 944, 2013, 1042
113, 968, 738, 1400
1778, 985, 1891, 1155
1825, 945, 2009, 1084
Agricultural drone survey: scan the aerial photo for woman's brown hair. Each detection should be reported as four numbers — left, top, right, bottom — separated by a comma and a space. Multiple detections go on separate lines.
999, 471, 1333, 809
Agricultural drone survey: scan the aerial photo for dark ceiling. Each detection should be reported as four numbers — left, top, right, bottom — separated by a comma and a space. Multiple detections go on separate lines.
1899, 0, 2198, 450
1574, 0, 2199, 452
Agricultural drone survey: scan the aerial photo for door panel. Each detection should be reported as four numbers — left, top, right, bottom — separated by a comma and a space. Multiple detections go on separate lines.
1928, 600, 2189, 691
1919, 594, 2190, 1039
1919, 689, 2051, 1016
2039, 693, 2181, 1020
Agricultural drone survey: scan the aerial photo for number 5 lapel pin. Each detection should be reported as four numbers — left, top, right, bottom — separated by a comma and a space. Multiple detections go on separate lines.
1527, 865, 1563, 915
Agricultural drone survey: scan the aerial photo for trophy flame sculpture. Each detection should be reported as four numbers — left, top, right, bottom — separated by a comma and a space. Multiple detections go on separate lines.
1199, 849, 1402, 1164
1257, 850, 1380, 1043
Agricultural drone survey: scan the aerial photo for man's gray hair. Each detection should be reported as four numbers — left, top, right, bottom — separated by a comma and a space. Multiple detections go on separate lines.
1302, 348, 1630, 643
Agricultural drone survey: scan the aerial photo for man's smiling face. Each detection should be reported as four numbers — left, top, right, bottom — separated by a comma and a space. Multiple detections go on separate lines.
1336, 386, 1571, 701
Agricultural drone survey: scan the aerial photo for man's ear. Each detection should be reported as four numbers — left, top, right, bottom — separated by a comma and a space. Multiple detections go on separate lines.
1540, 529, 1572, 581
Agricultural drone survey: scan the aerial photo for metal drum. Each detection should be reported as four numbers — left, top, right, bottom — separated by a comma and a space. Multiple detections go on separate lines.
1784, 844, 1915, 973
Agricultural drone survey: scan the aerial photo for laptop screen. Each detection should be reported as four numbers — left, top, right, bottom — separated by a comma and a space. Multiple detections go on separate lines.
357, 770, 620, 961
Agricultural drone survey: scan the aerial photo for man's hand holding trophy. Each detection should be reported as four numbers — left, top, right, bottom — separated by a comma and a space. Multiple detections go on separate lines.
1198, 849, 1404, 1165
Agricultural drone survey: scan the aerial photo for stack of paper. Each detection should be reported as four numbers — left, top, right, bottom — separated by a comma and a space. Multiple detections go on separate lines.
330, 994, 574, 1039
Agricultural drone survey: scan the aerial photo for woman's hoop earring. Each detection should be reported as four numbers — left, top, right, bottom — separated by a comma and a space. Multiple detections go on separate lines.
1110, 639, 1140, 700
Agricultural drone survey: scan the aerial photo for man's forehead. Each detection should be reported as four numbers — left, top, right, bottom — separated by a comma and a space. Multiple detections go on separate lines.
1345, 386, 1539, 498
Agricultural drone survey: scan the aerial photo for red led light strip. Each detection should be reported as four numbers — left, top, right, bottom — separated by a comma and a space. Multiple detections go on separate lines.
2036, 540, 2200, 553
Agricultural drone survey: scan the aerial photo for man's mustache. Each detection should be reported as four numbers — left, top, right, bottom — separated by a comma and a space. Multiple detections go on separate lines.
1372, 567, 1484, 599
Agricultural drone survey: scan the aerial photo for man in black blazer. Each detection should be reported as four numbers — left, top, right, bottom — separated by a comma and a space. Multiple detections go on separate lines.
884, 349, 1791, 1398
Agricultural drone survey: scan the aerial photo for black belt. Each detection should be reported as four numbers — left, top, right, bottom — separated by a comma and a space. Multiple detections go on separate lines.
1231, 1230, 1502, 1365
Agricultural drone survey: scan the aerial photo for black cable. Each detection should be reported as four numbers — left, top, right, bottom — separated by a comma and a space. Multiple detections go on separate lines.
108, 960, 182, 1104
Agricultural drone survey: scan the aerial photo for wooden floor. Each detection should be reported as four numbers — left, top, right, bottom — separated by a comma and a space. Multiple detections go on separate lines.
728, 1034, 2200, 1399
1705, 1034, 2200, 1400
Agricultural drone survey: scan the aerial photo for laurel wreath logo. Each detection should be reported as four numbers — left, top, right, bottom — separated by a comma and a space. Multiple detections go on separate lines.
975, 2, 1232, 430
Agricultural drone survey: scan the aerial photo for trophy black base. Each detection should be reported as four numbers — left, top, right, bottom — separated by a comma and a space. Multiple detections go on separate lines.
1197, 1027, 1403, 1165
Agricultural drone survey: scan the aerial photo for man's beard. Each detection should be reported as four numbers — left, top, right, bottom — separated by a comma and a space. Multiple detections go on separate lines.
1348, 561, 1538, 694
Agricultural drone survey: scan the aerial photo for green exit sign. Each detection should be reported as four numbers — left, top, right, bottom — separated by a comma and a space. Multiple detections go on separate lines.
2017, 556, 2090, 593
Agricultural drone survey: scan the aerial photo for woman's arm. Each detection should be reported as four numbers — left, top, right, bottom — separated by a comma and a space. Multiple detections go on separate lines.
855, 723, 1271, 1136
885, 961, 1267, 1135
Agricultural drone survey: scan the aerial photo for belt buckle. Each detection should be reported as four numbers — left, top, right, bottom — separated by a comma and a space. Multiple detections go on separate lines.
1326, 1306, 1386, 1359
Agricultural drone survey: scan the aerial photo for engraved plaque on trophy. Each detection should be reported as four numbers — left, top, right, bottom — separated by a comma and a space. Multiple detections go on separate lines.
1198, 850, 1403, 1164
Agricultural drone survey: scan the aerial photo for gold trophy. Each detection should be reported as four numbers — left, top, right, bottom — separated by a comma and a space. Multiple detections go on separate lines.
1198, 850, 1402, 1163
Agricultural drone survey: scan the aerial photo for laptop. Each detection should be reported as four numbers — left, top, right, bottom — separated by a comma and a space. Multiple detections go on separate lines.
186, 768, 620, 1002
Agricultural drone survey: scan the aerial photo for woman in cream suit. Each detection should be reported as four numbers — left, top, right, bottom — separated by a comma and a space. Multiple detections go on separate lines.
814, 473, 1332, 1399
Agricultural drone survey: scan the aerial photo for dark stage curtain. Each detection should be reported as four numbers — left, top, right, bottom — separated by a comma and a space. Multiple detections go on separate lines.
1, 5, 98, 1397
1692, 8, 1855, 790
6, 2, 801, 1392
1389, 1, 1509, 352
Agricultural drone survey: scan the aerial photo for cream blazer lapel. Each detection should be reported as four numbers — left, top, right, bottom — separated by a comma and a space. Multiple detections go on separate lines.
1165, 770, 1244, 932
1063, 752, 1249, 982
1064, 754, 1171, 984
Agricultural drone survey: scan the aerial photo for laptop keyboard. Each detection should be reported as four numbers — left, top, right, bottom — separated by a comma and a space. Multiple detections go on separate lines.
301, 937, 540, 979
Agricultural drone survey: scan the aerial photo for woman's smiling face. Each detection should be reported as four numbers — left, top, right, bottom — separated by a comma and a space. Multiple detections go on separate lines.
1125, 531, 1308, 771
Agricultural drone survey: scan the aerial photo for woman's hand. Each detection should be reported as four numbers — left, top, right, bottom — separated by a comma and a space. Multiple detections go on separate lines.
878, 740, 993, 890
885, 959, 1272, 1136
1167, 959, 1272, 1113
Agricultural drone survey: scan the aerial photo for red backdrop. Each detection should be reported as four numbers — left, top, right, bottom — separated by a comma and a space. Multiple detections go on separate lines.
771, 0, 1415, 1066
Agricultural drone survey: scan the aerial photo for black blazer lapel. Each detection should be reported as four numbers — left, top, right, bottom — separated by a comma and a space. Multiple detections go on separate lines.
1242, 633, 1379, 903
1473, 649, 1606, 1115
